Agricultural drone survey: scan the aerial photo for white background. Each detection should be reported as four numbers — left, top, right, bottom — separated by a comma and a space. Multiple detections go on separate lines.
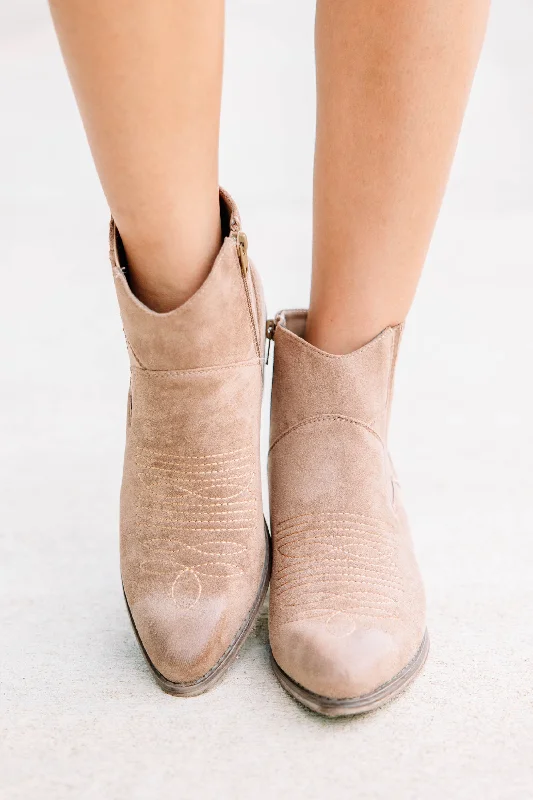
1, 2, 533, 798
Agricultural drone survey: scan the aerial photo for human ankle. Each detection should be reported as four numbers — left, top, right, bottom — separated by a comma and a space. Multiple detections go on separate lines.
305, 309, 402, 355
115, 202, 222, 313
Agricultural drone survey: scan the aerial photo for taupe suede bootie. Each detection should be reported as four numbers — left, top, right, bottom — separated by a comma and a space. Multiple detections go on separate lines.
109, 190, 270, 695
267, 310, 428, 716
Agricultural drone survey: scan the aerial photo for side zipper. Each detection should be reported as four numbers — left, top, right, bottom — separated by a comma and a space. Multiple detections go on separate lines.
265, 318, 277, 365
232, 227, 261, 361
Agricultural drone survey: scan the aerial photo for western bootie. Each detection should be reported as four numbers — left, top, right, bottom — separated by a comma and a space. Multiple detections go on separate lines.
110, 190, 270, 695
267, 310, 428, 716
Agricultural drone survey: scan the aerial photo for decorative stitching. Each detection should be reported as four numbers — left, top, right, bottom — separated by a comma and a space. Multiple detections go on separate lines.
280, 610, 401, 623
140, 561, 244, 579
143, 525, 256, 533
140, 468, 249, 483
271, 508, 403, 626
136, 444, 252, 460
141, 506, 254, 530
172, 569, 201, 610
134, 444, 256, 606
136, 459, 251, 473
137, 470, 255, 501
276, 510, 393, 528
143, 539, 247, 549
269, 414, 385, 454
138, 499, 255, 510
276, 522, 395, 539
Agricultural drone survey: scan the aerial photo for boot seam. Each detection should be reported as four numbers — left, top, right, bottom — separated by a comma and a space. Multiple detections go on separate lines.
130, 358, 262, 377
269, 414, 385, 454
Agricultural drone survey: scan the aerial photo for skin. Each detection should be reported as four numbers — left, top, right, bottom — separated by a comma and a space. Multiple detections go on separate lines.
49, 0, 224, 313
307, 0, 490, 353
50, 0, 490, 345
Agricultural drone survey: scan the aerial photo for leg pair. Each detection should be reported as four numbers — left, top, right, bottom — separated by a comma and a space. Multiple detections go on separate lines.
50, 0, 489, 713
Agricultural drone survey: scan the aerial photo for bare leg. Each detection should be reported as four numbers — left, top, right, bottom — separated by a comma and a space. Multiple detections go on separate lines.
308, 0, 490, 354
49, 0, 224, 312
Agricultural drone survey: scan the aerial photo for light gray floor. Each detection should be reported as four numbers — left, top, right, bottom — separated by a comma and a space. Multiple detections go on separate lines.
2, 2, 533, 798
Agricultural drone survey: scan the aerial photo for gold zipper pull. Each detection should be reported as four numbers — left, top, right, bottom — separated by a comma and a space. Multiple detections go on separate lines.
265, 318, 276, 365
236, 231, 249, 276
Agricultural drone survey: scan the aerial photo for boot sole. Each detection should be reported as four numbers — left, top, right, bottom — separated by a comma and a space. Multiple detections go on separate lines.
123, 519, 271, 697
270, 628, 429, 717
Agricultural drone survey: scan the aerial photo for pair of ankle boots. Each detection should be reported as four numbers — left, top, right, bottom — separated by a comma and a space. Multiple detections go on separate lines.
110, 189, 428, 717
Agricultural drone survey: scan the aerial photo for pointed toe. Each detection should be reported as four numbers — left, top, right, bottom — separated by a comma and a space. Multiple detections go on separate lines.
130, 592, 231, 685
273, 619, 412, 700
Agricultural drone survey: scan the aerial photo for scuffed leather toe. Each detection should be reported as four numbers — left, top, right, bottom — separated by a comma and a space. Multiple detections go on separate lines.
130, 591, 244, 684
272, 619, 415, 700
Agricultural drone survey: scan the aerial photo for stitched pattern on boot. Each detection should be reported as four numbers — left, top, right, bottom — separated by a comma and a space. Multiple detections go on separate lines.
272, 511, 403, 627
134, 445, 257, 609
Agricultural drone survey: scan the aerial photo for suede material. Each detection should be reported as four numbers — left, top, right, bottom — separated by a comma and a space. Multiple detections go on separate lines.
111, 190, 268, 685
268, 311, 426, 700
111, 235, 258, 371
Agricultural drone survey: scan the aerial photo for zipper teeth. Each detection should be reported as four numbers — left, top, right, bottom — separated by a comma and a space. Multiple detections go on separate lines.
235, 234, 261, 360
243, 276, 261, 359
